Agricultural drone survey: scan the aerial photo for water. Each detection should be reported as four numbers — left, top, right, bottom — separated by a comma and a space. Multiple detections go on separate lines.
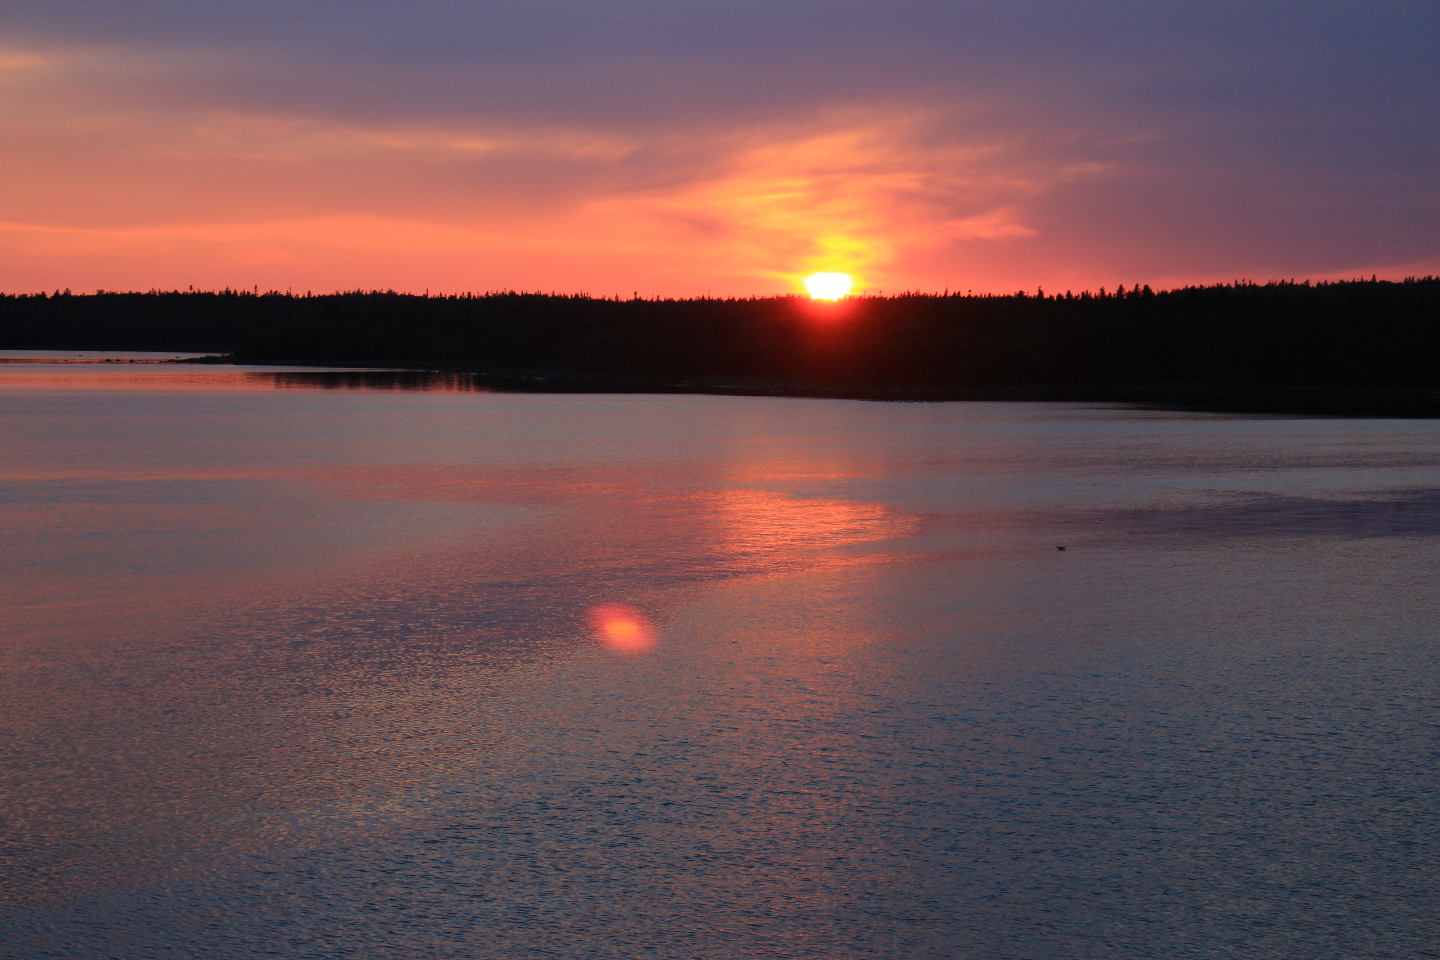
1, 361, 1437, 959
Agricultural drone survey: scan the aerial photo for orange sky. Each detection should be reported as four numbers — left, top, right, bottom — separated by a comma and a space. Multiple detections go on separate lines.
2, 4, 1437, 296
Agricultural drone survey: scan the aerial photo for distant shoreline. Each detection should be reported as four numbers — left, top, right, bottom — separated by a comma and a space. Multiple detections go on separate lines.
0, 351, 1434, 416
169, 356, 1440, 416
6, 280, 1438, 416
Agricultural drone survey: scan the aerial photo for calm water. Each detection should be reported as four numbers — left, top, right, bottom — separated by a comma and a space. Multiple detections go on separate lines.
1, 362, 1437, 959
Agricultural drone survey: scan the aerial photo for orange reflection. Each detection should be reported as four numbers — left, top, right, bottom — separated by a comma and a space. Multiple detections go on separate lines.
587, 603, 657, 654
708, 488, 913, 567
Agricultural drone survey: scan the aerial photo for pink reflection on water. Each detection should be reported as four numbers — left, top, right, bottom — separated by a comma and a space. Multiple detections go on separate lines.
0, 364, 485, 392
587, 603, 657, 654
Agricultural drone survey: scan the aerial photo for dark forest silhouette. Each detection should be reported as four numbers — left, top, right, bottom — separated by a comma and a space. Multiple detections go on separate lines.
3, 279, 1438, 408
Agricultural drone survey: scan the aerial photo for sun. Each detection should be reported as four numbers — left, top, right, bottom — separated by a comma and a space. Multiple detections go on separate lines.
803, 272, 854, 300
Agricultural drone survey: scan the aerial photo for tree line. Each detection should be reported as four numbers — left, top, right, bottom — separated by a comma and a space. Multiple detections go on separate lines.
2, 279, 1437, 390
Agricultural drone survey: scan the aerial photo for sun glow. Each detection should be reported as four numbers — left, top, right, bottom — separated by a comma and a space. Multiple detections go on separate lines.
803, 272, 854, 300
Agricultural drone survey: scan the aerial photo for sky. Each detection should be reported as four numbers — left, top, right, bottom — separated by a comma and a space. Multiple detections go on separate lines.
2, 1, 1437, 297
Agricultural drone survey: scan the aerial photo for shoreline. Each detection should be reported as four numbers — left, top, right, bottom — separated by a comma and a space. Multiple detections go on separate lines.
179, 356, 1440, 416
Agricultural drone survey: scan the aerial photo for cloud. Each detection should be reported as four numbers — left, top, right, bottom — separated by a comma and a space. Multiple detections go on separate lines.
0, 50, 51, 71
0, 108, 1096, 293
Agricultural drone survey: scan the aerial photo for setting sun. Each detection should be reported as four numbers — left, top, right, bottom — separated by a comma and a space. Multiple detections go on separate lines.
803, 272, 854, 300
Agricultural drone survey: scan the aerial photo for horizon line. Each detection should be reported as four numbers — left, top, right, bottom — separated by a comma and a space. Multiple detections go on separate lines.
6, 275, 1439, 302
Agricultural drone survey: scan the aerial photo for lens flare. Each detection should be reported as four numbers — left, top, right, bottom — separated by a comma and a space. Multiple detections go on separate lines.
803, 272, 853, 300
587, 603, 656, 654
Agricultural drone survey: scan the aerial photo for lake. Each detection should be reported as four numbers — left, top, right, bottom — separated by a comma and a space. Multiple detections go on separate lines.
1, 359, 1437, 959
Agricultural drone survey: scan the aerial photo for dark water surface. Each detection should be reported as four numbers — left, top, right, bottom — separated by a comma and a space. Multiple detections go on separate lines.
2, 362, 1437, 959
